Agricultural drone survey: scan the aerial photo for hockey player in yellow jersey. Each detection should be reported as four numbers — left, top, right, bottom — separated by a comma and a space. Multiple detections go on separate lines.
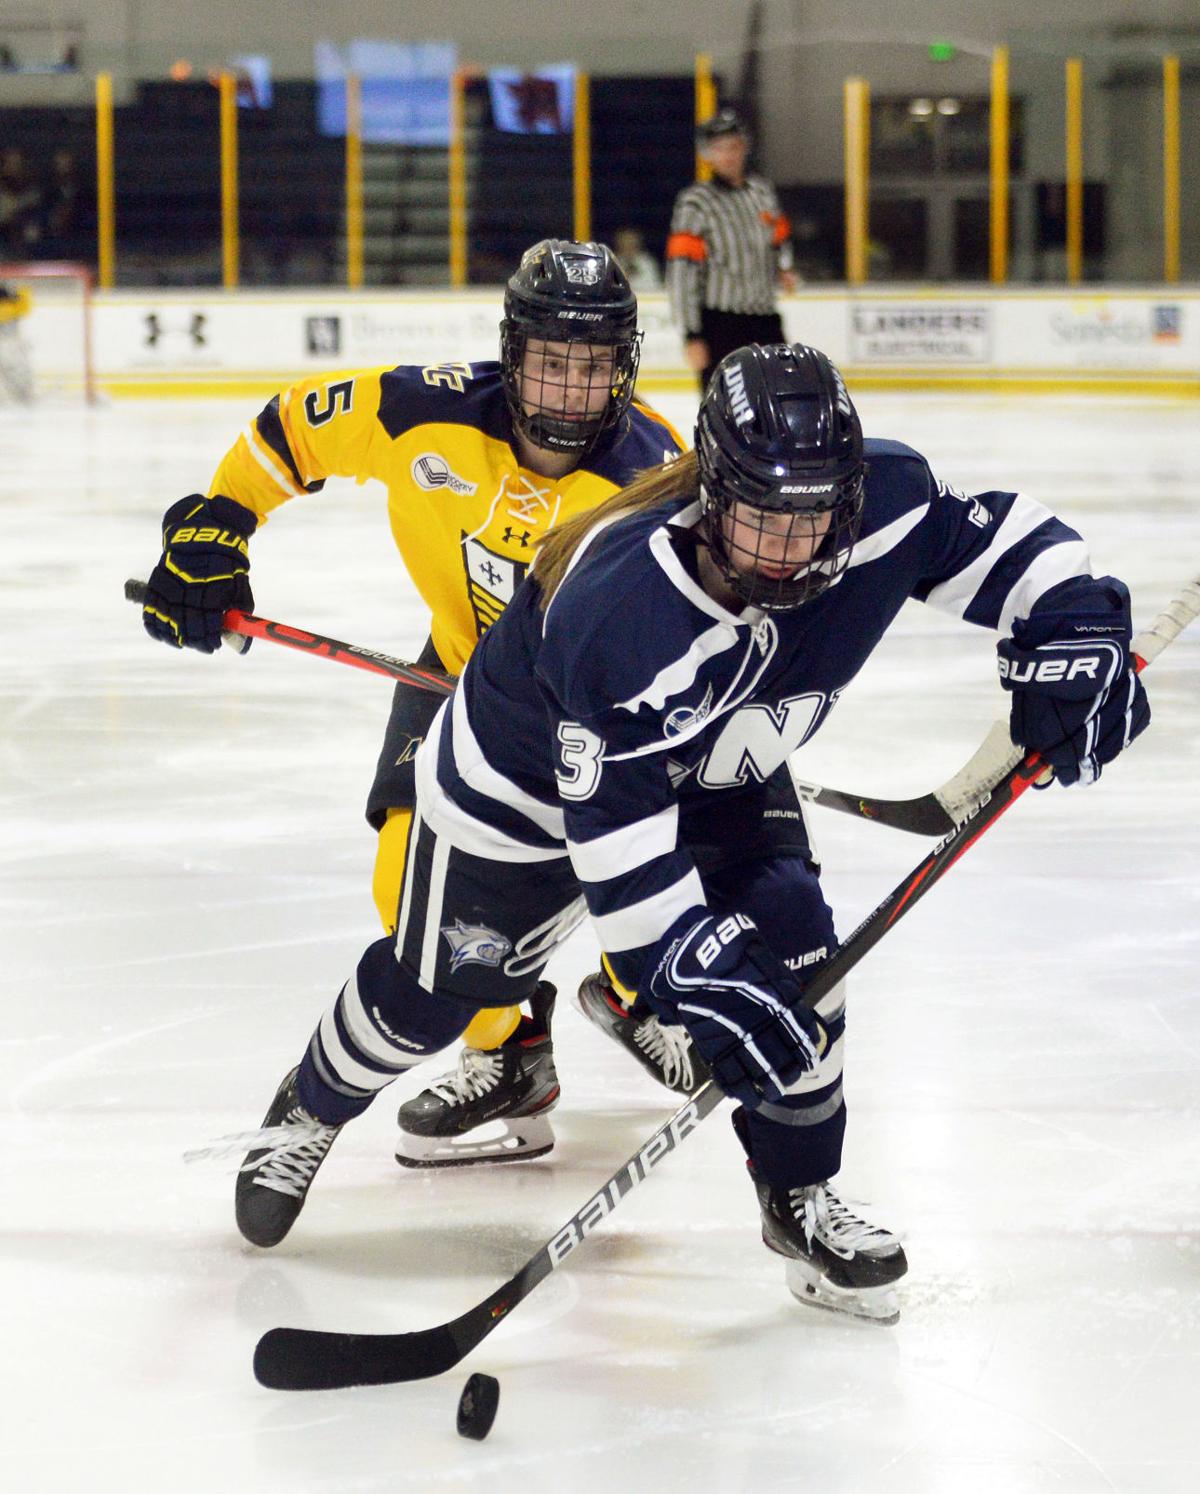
140, 239, 710, 1170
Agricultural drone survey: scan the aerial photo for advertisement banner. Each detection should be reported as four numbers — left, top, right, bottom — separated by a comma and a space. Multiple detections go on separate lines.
848, 303, 992, 364
88, 289, 1200, 395
1010, 297, 1189, 370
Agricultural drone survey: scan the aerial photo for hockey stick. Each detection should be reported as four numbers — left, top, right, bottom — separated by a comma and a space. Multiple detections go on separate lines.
124, 576, 1190, 833
792, 587, 1197, 836
791, 718, 1021, 837
124, 576, 1035, 837
252, 572, 1200, 1392
123, 578, 454, 698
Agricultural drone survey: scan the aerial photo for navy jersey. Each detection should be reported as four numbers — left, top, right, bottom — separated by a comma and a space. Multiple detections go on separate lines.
415, 437, 1095, 990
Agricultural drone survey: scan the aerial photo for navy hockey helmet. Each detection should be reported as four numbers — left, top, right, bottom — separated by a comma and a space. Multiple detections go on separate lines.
695, 343, 866, 611
500, 238, 642, 457
697, 106, 749, 147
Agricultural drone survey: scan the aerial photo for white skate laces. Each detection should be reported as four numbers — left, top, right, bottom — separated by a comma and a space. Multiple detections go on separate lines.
426, 1047, 505, 1108
634, 1016, 696, 1092
795, 1182, 898, 1258
237, 1106, 340, 1198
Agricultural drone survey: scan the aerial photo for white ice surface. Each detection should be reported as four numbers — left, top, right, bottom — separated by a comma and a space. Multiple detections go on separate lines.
1, 390, 1198, 1494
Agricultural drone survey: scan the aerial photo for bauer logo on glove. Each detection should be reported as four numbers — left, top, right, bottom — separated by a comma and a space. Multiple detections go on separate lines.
646, 908, 828, 1109
997, 576, 1150, 788
142, 493, 258, 653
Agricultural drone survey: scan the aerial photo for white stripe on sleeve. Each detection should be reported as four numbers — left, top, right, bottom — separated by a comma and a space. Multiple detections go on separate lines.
568, 804, 679, 884
924, 494, 1054, 619
591, 869, 706, 953
996, 539, 1093, 634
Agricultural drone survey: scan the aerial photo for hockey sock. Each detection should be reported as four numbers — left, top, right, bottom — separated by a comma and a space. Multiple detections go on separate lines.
296, 936, 478, 1125
372, 809, 521, 1052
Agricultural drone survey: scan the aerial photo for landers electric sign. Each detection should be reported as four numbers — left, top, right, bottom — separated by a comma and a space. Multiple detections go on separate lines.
848, 304, 992, 363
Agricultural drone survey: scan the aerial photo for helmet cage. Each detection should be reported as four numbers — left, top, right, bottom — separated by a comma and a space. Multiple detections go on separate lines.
500, 239, 642, 456
500, 320, 642, 455
695, 342, 867, 611
699, 474, 865, 612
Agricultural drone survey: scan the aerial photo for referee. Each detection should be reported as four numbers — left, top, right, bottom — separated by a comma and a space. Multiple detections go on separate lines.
666, 107, 796, 390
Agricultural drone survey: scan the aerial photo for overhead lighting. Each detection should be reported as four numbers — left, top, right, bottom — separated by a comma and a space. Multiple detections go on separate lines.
937, 97, 961, 116
908, 98, 934, 117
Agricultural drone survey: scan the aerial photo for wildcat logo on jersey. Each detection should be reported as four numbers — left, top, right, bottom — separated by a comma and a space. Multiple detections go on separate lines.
664, 683, 714, 738
441, 919, 513, 972
411, 453, 477, 496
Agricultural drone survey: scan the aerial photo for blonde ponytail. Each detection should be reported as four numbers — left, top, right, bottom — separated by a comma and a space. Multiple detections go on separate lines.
535, 449, 699, 606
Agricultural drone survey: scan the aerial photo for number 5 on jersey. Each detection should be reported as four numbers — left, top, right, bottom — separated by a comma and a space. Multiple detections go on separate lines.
305, 379, 355, 427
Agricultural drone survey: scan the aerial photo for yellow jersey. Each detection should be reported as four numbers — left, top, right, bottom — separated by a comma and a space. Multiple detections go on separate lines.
209, 359, 685, 674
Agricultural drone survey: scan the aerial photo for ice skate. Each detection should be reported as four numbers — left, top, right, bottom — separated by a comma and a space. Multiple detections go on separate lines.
235, 1068, 343, 1248
395, 983, 559, 1167
753, 1170, 907, 1323
576, 971, 710, 1095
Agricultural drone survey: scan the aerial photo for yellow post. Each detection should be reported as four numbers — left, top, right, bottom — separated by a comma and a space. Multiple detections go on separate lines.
573, 70, 591, 242
990, 46, 1010, 285
1065, 58, 1083, 284
95, 72, 116, 289
843, 77, 870, 285
449, 67, 467, 287
345, 73, 364, 289
219, 72, 240, 289
695, 53, 717, 182
1163, 54, 1180, 284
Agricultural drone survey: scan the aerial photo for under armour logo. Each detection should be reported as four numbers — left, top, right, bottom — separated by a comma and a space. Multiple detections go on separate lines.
144, 312, 207, 348
503, 527, 532, 547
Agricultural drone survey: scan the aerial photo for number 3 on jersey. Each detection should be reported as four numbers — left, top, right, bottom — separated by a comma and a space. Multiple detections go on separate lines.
304, 379, 355, 427
556, 721, 604, 801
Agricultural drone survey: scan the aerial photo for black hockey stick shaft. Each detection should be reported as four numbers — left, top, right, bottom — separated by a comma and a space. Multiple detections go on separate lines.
127, 573, 1009, 836
253, 574, 1198, 1392
256, 1080, 727, 1390
124, 578, 454, 697
790, 600, 1187, 837
253, 751, 1041, 1392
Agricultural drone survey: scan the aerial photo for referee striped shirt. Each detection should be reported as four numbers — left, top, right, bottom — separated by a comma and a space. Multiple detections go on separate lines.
666, 174, 793, 337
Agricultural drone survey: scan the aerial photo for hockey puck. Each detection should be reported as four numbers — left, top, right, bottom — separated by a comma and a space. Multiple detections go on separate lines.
456, 1372, 500, 1440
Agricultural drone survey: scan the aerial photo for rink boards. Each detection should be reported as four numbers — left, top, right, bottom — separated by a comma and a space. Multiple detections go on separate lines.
23, 284, 1200, 400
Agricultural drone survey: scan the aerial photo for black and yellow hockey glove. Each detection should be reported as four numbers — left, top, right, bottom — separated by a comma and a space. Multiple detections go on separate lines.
142, 493, 257, 652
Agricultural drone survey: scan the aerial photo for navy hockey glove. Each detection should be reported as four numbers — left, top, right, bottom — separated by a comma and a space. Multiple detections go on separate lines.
997, 577, 1150, 787
142, 493, 257, 652
646, 911, 827, 1108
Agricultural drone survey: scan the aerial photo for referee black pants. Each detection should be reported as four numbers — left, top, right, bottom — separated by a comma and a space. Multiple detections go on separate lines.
699, 309, 786, 391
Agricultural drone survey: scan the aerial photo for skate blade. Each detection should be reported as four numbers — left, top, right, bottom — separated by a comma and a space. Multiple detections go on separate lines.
785, 1259, 900, 1325
395, 1115, 555, 1169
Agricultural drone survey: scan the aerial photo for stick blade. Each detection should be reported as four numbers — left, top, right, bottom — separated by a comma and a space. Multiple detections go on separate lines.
254, 1325, 467, 1391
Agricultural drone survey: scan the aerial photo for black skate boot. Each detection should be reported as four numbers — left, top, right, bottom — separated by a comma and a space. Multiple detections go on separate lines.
577, 972, 710, 1095
753, 1167, 908, 1323
395, 983, 560, 1168
235, 1068, 343, 1248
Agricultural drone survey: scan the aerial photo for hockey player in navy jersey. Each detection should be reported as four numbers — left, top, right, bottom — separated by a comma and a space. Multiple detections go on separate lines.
139, 238, 713, 1167
234, 342, 1148, 1322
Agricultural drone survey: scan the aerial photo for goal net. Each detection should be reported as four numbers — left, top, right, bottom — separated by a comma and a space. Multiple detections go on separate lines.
0, 261, 96, 403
